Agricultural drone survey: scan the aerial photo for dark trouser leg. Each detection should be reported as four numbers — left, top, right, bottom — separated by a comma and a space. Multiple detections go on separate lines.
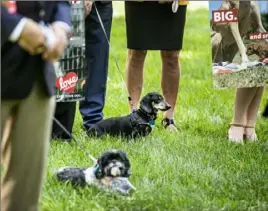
52, 102, 76, 141
79, 2, 113, 130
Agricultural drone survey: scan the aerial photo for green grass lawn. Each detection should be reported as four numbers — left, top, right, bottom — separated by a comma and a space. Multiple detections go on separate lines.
42, 8, 268, 211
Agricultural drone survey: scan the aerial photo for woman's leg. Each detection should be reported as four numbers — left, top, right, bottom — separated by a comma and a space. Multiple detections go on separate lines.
125, 49, 147, 111
245, 87, 264, 141
160, 50, 180, 130
229, 87, 263, 142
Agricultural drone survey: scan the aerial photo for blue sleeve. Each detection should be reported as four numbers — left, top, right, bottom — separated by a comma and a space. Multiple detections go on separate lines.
53, 1, 72, 26
1, 6, 23, 44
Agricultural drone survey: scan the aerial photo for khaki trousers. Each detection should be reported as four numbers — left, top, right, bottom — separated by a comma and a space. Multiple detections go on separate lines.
1, 81, 55, 211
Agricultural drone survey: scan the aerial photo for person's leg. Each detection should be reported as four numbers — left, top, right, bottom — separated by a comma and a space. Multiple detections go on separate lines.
1, 102, 16, 166
228, 87, 259, 142
79, 2, 113, 130
160, 50, 180, 131
52, 102, 76, 141
244, 87, 264, 141
1, 82, 55, 211
125, 49, 147, 111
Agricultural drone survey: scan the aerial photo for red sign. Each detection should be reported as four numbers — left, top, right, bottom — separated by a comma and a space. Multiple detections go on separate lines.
56, 72, 78, 93
212, 9, 238, 24
2, 1, 17, 14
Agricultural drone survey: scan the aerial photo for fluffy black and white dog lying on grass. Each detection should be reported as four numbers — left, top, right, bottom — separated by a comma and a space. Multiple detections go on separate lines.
87, 92, 171, 139
56, 150, 135, 194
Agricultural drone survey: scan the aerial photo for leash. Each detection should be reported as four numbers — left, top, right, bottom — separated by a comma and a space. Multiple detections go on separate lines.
52, 2, 137, 162
53, 117, 97, 163
93, 2, 135, 111
53, 117, 104, 178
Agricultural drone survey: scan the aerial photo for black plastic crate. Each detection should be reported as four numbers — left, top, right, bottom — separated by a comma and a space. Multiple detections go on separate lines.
55, 1, 87, 102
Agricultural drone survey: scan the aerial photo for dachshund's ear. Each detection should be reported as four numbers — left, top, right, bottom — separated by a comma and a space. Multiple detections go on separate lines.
140, 97, 153, 113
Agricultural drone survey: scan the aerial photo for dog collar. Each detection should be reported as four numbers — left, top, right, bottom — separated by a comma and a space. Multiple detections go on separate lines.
93, 164, 99, 173
130, 112, 152, 135
93, 163, 103, 179
130, 111, 150, 126
133, 109, 157, 123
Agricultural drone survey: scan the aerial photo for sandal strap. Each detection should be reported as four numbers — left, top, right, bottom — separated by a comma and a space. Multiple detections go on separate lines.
230, 123, 245, 127
245, 125, 255, 128
162, 118, 176, 128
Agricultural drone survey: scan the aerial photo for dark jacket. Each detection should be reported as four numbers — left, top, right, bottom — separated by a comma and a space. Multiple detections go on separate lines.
1, 1, 71, 100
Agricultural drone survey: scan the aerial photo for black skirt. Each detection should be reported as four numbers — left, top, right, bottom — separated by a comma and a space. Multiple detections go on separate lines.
125, 1, 187, 50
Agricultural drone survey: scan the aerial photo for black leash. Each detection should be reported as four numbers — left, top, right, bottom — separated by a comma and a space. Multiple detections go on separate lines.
52, 1, 135, 160
53, 117, 97, 163
93, 2, 135, 111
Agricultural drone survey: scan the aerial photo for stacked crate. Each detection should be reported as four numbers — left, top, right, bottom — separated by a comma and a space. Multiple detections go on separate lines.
55, 1, 87, 102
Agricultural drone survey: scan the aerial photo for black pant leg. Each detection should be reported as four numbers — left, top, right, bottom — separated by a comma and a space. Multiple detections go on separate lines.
52, 102, 76, 140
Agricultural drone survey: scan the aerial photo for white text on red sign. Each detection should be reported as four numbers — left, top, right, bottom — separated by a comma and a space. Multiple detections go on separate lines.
212, 9, 238, 24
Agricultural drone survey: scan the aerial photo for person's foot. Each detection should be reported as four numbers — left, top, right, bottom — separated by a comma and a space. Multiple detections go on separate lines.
162, 118, 178, 132
244, 126, 258, 142
228, 124, 244, 143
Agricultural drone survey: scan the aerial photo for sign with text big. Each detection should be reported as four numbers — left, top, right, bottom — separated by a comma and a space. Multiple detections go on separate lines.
210, 1, 268, 89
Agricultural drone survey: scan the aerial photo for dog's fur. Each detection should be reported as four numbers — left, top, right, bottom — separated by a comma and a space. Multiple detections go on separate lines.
212, 1, 267, 64
247, 43, 268, 61
87, 92, 171, 139
56, 149, 131, 186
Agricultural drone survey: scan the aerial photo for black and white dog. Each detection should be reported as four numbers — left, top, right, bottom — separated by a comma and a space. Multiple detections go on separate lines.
56, 149, 131, 187
87, 92, 171, 139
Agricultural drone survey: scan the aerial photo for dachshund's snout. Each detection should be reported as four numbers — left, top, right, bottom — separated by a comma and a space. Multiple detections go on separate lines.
154, 101, 171, 111
166, 102, 171, 110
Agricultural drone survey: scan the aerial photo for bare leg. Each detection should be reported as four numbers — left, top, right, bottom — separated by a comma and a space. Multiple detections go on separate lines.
125, 49, 147, 111
232, 88, 258, 125
245, 87, 264, 141
229, 87, 258, 142
161, 50, 180, 130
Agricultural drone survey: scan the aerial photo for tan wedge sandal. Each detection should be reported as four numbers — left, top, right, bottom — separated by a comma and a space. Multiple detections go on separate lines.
228, 124, 245, 143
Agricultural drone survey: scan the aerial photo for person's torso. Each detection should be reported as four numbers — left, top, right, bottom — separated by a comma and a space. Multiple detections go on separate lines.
1, 1, 59, 99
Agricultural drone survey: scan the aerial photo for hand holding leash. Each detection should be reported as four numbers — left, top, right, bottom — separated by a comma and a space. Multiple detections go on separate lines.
158, 1, 179, 13
84, 0, 93, 17
18, 18, 46, 55
172, 1, 179, 13
42, 24, 68, 62
158, 0, 173, 4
